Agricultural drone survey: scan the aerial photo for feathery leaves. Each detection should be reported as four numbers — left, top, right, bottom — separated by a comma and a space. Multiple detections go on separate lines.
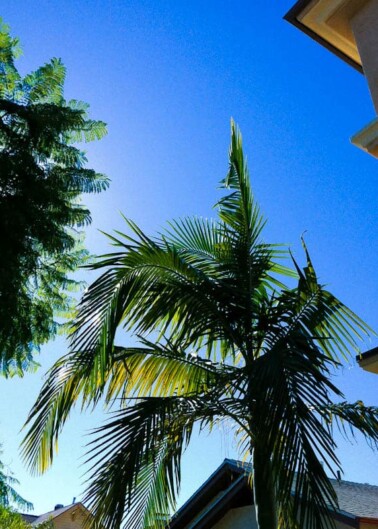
0, 20, 109, 375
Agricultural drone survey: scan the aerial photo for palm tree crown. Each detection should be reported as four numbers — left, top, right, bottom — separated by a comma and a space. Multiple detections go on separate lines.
23, 122, 378, 529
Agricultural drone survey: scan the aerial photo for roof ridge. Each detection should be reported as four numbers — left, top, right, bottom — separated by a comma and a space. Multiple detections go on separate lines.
31, 503, 84, 525
225, 459, 378, 489
330, 478, 378, 489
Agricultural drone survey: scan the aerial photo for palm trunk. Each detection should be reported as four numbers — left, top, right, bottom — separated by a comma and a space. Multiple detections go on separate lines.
252, 442, 277, 529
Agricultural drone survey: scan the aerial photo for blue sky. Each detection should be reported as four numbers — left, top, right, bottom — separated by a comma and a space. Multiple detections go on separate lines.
0, 0, 377, 516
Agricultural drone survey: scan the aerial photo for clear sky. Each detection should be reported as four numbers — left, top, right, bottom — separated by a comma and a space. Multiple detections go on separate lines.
0, 0, 377, 516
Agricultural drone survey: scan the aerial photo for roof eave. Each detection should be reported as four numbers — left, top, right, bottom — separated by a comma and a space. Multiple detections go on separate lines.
356, 347, 378, 374
168, 460, 249, 529
284, 0, 363, 73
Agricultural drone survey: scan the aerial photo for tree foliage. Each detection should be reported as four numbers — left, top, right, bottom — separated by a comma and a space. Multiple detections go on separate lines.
0, 508, 53, 529
0, 508, 30, 529
0, 19, 109, 376
0, 446, 32, 512
22, 123, 378, 529
0, 445, 52, 529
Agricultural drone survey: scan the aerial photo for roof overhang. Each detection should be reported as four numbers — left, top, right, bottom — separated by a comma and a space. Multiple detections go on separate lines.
167, 460, 378, 529
168, 460, 252, 529
357, 347, 378, 374
284, 0, 371, 73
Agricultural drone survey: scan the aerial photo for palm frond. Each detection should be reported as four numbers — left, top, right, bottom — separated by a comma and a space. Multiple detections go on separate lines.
319, 401, 378, 448
21, 347, 108, 474
22, 337, 230, 475
262, 242, 373, 365
83, 397, 213, 529
108, 339, 226, 400
217, 120, 262, 242
249, 317, 344, 529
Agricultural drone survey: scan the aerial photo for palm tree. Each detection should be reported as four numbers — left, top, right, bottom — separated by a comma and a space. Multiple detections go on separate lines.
22, 122, 378, 529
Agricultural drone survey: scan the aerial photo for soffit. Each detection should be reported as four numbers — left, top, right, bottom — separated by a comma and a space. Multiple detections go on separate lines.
285, 0, 371, 72
359, 355, 378, 374
356, 346, 378, 374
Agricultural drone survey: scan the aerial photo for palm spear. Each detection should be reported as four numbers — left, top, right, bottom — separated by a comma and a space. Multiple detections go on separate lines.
22, 122, 378, 529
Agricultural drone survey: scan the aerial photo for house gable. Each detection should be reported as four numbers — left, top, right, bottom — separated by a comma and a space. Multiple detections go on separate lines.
25, 503, 92, 529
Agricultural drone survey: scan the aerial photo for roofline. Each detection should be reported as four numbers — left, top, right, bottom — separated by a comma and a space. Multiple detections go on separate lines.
333, 510, 359, 528
52, 503, 87, 521
169, 460, 244, 528
187, 474, 247, 529
168, 460, 378, 529
284, 0, 363, 74
357, 517, 378, 525
223, 458, 252, 473
356, 347, 378, 362
32, 503, 90, 525
20, 514, 39, 519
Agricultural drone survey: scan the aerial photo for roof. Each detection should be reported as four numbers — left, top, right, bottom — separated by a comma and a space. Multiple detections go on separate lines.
169, 460, 252, 529
20, 503, 89, 527
169, 459, 378, 529
21, 514, 39, 524
332, 479, 378, 519
284, 0, 364, 73
357, 347, 378, 374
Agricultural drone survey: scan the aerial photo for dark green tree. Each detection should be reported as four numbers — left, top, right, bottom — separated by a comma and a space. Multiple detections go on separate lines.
0, 508, 32, 529
0, 20, 109, 375
23, 123, 378, 529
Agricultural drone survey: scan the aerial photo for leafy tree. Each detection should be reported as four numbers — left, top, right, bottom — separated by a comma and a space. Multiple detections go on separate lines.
0, 19, 109, 375
0, 508, 31, 529
22, 123, 378, 529
0, 508, 53, 529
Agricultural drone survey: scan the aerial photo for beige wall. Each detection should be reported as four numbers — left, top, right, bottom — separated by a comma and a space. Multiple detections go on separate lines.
351, 0, 378, 114
360, 522, 378, 529
208, 506, 361, 529
211, 506, 258, 529
52, 507, 89, 529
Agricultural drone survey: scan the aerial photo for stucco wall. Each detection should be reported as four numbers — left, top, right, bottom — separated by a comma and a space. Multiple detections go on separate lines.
52, 507, 89, 529
210, 506, 361, 529
360, 522, 378, 529
211, 506, 258, 529
351, 0, 378, 113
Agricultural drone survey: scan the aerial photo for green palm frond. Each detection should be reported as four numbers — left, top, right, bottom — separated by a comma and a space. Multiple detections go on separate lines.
249, 328, 341, 529
108, 339, 226, 400
22, 337, 229, 475
83, 397, 215, 529
72, 205, 292, 365
319, 401, 378, 447
217, 120, 259, 238
21, 351, 93, 474
247, 247, 372, 529
290, 240, 371, 361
